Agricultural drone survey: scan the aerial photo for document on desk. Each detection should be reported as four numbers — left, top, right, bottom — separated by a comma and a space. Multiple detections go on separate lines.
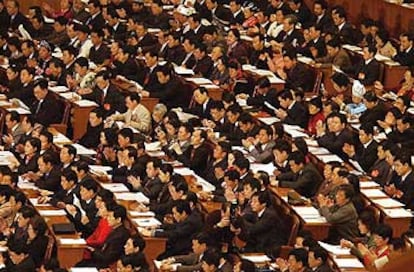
250, 163, 275, 173
371, 198, 405, 208
129, 211, 155, 217
70, 143, 97, 156
174, 167, 195, 176
282, 124, 308, 138
333, 257, 364, 268
360, 181, 381, 189
268, 75, 285, 84
382, 208, 413, 218
89, 165, 113, 175
297, 56, 314, 65
49, 86, 69, 93
318, 241, 350, 256
292, 206, 321, 218
317, 154, 343, 163
115, 192, 149, 204
101, 183, 129, 193
258, 116, 280, 125
342, 44, 362, 52
174, 66, 194, 75
175, 111, 199, 122
6, 107, 31, 114
74, 100, 99, 107
53, 133, 72, 144
186, 77, 213, 85
144, 141, 162, 151
39, 210, 67, 216
241, 254, 271, 263
133, 217, 162, 227
361, 189, 388, 199
17, 178, 38, 190
70, 268, 98, 272
60, 238, 86, 245
194, 174, 216, 192
308, 146, 331, 155
304, 138, 318, 147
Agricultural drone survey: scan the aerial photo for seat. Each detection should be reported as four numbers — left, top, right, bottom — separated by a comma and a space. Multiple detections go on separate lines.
305, 68, 323, 98
43, 234, 56, 263
50, 100, 71, 135
365, 205, 381, 224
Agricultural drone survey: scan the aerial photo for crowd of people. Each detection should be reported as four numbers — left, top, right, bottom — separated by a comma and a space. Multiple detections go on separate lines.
0, 0, 413, 271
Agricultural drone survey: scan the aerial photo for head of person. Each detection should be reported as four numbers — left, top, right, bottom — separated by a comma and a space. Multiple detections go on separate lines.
79, 179, 98, 201
308, 247, 328, 269
124, 234, 146, 255
250, 191, 270, 213
33, 78, 49, 101
373, 224, 393, 248
61, 169, 78, 191
278, 89, 295, 109
118, 128, 133, 148
335, 184, 354, 206
357, 210, 377, 236
201, 249, 220, 272
107, 204, 127, 228
288, 248, 308, 272
172, 199, 191, 222
326, 112, 347, 134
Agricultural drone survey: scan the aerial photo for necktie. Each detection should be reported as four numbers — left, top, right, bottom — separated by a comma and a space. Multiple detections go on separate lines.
35, 101, 42, 114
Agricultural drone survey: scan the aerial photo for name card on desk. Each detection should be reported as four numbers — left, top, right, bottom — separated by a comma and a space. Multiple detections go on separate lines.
59, 238, 86, 245
39, 210, 67, 216
361, 189, 389, 199
371, 198, 406, 208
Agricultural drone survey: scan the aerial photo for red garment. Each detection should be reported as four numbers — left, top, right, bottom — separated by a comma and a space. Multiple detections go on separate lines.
83, 218, 112, 259
363, 245, 390, 266
307, 111, 325, 135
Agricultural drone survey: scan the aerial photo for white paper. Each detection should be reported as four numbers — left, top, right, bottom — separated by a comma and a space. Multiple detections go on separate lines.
382, 208, 413, 218
250, 163, 275, 173
39, 210, 67, 216
360, 181, 381, 189
53, 133, 72, 144
148, 28, 161, 33
334, 257, 364, 268
258, 116, 280, 126
318, 241, 350, 255
361, 189, 388, 199
174, 167, 195, 176
203, 84, 220, 89
6, 107, 31, 114
241, 254, 271, 263
129, 211, 155, 217
371, 198, 405, 208
263, 102, 278, 112
268, 75, 285, 84
115, 192, 149, 204
297, 56, 314, 65
49, 86, 69, 93
89, 165, 113, 174
144, 141, 162, 151
193, 174, 215, 192
186, 77, 213, 85
175, 111, 199, 122
317, 154, 343, 163
60, 238, 86, 245
174, 66, 194, 75
133, 217, 161, 227
70, 143, 97, 156
292, 206, 321, 218
74, 100, 99, 107
375, 54, 391, 62
154, 260, 180, 270
308, 146, 331, 155
17, 177, 38, 190
342, 44, 362, 52
100, 183, 129, 193
70, 268, 98, 272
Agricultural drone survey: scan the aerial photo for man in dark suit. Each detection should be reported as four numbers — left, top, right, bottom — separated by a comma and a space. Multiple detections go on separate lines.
1, 241, 36, 271
393, 33, 414, 66
134, 21, 158, 53
31, 79, 63, 127
165, 32, 186, 65
278, 151, 324, 198
384, 153, 414, 210
78, 109, 104, 149
175, 129, 211, 176
106, 8, 128, 41
226, 29, 250, 64
187, 87, 215, 119
89, 29, 111, 66
311, 0, 334, 33
6, 0, 31, 33
47, 169, 78, 208
32, 152, 62, 192
140, 50, 161, 92
342, 123, 378, 172
287, 0, 312, 27
48, 59, 68, 87
145, 0, 170, 29
332, 6, 359, 45
241, 191, 286, 254
86, 1, 106, 31
193, 43, 213, 78
276, 89, 309, 129
359, 92, 386, 125
317, 112, 356, 159
307, 24, 327, 58
186, 13, 207, 41
308, 247, 333, 272
355, 45, 380, 86
81, 205, 130, 269
202, 141, 230, 186
275, 15, 305, 48
277, 50, 313, 92
151, 200, 203, 259
244, 77, 279, 114
387, 115, 414, 152
66, 179, 99, 238
249, 34, 272, 69
180, 37, 197, 69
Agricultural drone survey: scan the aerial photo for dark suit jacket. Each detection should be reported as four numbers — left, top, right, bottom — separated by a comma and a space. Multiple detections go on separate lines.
177, 143, 211, 176
317, 128, 356, 159
3, 257, 35, 272
70, 197, 99, 238
17, 154, 40, 174
276, 29, 305, 47
243, 208, 285, 253
165, 45, 186, 65
91, 225, 130, 268
34, 166, 62, 192
194, 56, 214, 78
394, 171, 414, 210
309, 37, 327, 58
359, 103, 386, 125
337, 22, 358, 45
49, 188, 75, 207
279, 163, 324, 198
227, 41, 250, 64
181, 53, 196, 69
137, 32, 158, 53
286, 62, 313, 92
352, 140, 379, 172
78, 123, 104, 148
187, 98, 215, 119
86, 12, 106, 31
150, 78, 189, 109
284, 101, 309, 129
247, 88, 279, 114
155, 212, 203, 259
355, 59, 380, 86
393, 47, 414, 66
28, 235, 48, 267
312, 13, 334, 33
145, 12, 170, 29
31, 92, 63, 127
89, 44, 111, 65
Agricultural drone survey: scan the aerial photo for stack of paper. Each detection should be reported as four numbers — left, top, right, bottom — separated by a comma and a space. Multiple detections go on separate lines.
308, 146, 331, 155
292, 206, 327, 223
129, 211, 155, 217
70, 144, 97, 156
175, 111, 199, 122
250, 163, 275, 173
49, 86, 69, 93
186, 77, 213, 85
318, 154, 343, 163
360, 181, 381, 189
100, 183, 129, 193
70, 268, 98, 272
154, 260, 180, 271
74, 100, 99, 107
53, 133, 72, 144
29, 198, 51, 207
89, 165, 113, 175
258, 117, 280, 125
6, 107, 31, 114
333, 257, 364, 268
342, 44, 362, 52
144, 141, 161, 152
0, 151, 15, 165
174, 167, 195, 176
194, 174, 216, 192
174, 66, 194, 75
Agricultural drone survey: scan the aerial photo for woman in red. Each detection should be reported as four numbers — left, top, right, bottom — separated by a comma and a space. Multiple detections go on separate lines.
83, 190, 115, 259
359, 224, 392, 269
307, 96, 325, 135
